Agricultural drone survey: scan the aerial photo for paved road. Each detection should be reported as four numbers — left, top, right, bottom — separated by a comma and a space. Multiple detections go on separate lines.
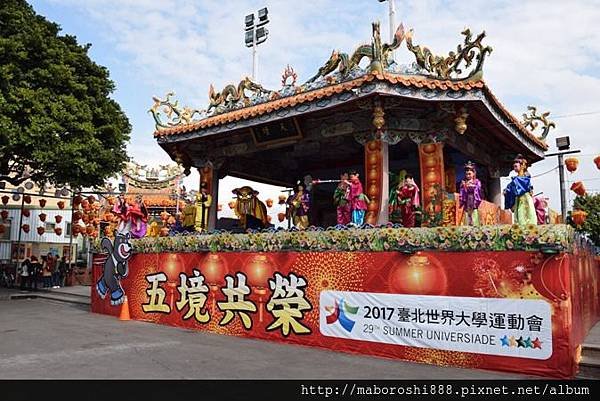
0, 296, 535, 379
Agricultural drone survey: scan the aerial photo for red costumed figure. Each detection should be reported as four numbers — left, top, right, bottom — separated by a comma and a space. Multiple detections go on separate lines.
397, 174, 420, 227
128, 195, 148, 238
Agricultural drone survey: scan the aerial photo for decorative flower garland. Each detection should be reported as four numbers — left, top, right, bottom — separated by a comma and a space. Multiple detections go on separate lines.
98, 224, 577, 255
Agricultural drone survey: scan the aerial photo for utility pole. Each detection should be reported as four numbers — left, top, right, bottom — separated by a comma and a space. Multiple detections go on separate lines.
545, 136, 580, 223
245, 7, 270, 81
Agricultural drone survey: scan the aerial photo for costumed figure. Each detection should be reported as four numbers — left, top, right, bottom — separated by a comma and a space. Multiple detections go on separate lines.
96, 233, 131, 305
232, 186, 269, 230
182, 201, 197, 231
287, 181, 311, 229
112, 195, 131, 234
533, 195, 548, 225
128, 195, 148, 238
194, 182, 213, 231
458, 161, 483, 226
504, 154, 537, 225
333, 172, 351, 225
388, 170, 407, 223
347, 171, 369, 226
397, 174, 420, 228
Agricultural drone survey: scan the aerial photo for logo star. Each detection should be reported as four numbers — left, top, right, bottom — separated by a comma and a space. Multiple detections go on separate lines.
532, 337, 543, 349
524, 337, 533, 348
509, 336, 517, 347
500, 335, 510, 347
516, 336, 526, 348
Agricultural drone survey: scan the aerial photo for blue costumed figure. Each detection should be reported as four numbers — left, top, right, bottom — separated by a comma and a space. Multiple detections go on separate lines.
504, 154, 537, 225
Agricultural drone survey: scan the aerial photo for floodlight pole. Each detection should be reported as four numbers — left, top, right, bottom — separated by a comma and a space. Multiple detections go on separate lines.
545, 149, 580, 223
252, 33, 258, 81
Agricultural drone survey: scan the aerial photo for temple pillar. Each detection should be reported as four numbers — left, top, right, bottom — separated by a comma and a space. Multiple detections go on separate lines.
489, 177, 502, 206
418, 142, 445, 227
364, 98, 389, 226
364, 139, 388, 225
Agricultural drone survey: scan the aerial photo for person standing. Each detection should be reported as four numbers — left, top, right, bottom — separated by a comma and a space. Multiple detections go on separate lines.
286, 181, 311, 229
194, 182, 212, 232
333, 172, 351, 225
20, 258, 31, 290
347, 171, 369, 226
459, 162, 483, 226
58, 256, 68, 287
397, 174, 420, 228
41, 255, 51, 288
504, 154, 537, 225
30, 256, 40, 291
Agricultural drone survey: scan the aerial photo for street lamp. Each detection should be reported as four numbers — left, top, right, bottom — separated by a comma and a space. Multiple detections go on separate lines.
377, 0, 397, 62
244, 7, 270, 81
545, 135, 580, 222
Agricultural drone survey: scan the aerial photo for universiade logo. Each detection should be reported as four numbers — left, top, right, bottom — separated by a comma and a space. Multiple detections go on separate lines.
325, 298, 358, 332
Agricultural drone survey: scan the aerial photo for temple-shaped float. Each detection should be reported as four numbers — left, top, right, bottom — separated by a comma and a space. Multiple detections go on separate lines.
92, 22, 599, 378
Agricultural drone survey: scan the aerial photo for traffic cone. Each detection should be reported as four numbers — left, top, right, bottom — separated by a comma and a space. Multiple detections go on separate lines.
119, 296, 130, 321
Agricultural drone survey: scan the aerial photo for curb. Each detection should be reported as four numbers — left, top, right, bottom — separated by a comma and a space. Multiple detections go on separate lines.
9, 293, 91, 306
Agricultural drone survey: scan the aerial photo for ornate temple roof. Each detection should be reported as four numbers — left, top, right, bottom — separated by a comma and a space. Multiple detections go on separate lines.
151, 22, 554, 158
122, 161, 185, 208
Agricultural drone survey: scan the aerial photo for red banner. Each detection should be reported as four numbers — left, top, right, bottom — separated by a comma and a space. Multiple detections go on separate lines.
92, 249, 600, 378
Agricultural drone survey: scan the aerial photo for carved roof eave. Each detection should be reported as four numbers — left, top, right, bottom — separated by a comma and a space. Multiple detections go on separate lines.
155, 73, 547, 158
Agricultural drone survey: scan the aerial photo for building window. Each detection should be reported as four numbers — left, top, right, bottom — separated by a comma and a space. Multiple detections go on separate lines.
45, 222, 56, 232
0, 219, 11, 240
65, 222, 72, 238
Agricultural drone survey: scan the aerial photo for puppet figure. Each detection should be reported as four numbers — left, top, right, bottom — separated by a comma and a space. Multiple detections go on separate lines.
232, 186, 269, 230
287, 181, 311, 229
397, 174, 420, 228
347, 170, 369, 226
504, 154, 537, 225
459, 161, 483, 226
195, 182, 212, 231
333, 172, 351, 225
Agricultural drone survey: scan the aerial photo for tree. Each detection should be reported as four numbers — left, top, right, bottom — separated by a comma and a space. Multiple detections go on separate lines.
571, 194, 600, 246
0, 0, 130, 189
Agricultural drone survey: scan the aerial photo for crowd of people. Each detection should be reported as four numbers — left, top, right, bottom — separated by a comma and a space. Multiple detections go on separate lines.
18, 253, 69, 291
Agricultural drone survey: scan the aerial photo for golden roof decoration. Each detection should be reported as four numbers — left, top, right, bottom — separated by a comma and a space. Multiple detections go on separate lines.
521, 106, 556, 141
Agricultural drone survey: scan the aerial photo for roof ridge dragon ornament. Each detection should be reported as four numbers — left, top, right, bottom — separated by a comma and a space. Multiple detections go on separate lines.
208, 76, 273, 114
306, 21, 406, 84
405, 27, 492, 80
149, 92, 206, 131
521, 106, 556, 141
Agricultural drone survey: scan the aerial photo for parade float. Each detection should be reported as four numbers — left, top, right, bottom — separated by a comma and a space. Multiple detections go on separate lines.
91, 22, 599, 378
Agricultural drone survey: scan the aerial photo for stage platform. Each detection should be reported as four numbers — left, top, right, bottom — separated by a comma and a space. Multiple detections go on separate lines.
91, 224, 599, 378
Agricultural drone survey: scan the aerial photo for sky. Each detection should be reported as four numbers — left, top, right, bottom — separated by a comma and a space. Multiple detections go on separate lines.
29, 0, 600, 213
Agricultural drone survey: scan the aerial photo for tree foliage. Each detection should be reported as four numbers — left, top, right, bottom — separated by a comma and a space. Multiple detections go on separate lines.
571, 194, 600, 246
0, 0, 130, 189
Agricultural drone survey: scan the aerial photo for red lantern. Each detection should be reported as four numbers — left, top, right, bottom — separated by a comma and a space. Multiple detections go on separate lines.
1, 210, 8, 220
37, 226, 45, 235
572, 210, 587, 226
267, 215, 272, 223
22, 224, 30, 233
57, 201, 65, 210
39, 199, 47, 208
73, 211, 82, 221
388, 252, 448, 295
73, 195, 82, 207
242, 255, 275, 289
159, 227, 170, 237
22, 209, 30, 218
81, 199, 89, 209
277, 213, 285, 223
595, 155, 600, 170
23, 195, 31, 204
201, 254, 228, 287
39, 213, 46, 222
564, 157, 579, 173
87, 195, 96, 203
228, 201, 236, 210
107, 196, 116, 206
55, 215, 63, 224
86, 225, 94, 235
54, 227, 62, 236
570, 181, 586, 197
217, 203, 223, 212
266, 199, 274, 208
72, 225, 80, 236
1, 195, 9, 205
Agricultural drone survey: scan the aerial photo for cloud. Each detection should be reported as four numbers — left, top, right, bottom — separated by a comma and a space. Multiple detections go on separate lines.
37, 0, 600, 211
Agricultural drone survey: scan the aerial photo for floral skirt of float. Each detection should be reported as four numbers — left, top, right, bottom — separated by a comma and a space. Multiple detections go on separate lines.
513, 193, 538, 225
